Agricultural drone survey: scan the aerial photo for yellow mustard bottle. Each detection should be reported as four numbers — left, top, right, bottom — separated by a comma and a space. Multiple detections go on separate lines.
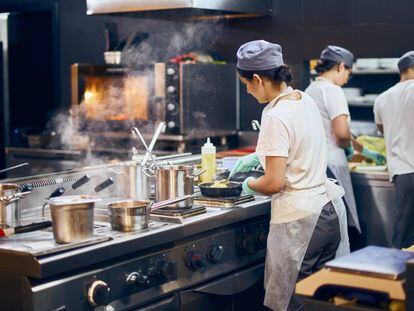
201, 138, 216, 183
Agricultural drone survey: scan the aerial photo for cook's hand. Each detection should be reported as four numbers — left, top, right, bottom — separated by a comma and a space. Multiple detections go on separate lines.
361, 147, 386, 165
345, 145, 355, 161
242, 177, 256, 195
229, 153, 260, 177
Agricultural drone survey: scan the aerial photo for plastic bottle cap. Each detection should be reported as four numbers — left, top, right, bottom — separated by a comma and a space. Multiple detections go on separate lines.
201, 137, 216, 153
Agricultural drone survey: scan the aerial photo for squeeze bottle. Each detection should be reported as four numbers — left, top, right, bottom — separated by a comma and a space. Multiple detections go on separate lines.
201, 138, 216, 183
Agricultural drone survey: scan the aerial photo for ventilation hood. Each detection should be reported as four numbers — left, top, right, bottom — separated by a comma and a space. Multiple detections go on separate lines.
86, 0, 273, 17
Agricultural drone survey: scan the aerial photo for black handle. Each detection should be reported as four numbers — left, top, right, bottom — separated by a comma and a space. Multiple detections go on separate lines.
14, 221, 52, 234
94, 177, 114, 193
49, 187, 65, 198
71, 174, 90, 190
20, 184, 34, 192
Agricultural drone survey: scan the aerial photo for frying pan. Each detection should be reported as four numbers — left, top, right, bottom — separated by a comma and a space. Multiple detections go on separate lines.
198, 181, 242, 198
229, 170, 264, 183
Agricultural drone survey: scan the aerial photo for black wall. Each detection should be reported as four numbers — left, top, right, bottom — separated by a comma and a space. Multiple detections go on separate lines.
1, 0, 414, 128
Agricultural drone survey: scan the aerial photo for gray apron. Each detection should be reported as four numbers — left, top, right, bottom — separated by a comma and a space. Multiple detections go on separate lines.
327, 148, 361, 232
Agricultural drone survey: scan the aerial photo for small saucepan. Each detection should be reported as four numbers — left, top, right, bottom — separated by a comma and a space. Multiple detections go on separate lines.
198, 181, 243, 198
107, 195, 193, 232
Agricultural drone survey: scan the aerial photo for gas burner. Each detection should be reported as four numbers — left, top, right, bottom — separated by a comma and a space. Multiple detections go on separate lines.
150, 205, 206, 223
194, 194, 255, 208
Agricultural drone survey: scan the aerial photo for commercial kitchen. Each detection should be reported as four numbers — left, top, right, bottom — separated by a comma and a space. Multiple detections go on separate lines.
0, 0, 414, 310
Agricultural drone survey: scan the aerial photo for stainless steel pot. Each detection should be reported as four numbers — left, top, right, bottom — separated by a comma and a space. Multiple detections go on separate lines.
128, 163, 153, 200
153, 165, 204, 209
107, 200, 149, 232
107, 195, 193, 232
48, 195, 99, 244
0, 183, 21, 228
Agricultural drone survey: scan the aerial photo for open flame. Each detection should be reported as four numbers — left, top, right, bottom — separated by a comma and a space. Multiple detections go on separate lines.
81, 75, 149, 121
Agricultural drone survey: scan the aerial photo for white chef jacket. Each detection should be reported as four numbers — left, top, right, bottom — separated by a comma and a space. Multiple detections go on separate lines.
256, 91, 327, 190
374, 79, 414, 180
305, 77, 351, 152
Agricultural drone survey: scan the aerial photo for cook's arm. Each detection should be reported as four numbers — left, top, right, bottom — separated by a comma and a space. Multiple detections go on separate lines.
332, 114, 352, 148
247, 156, 287, 195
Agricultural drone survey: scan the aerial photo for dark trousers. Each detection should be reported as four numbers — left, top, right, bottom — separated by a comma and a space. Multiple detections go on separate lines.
392, 172, 414, 248
288, 201, 341, 311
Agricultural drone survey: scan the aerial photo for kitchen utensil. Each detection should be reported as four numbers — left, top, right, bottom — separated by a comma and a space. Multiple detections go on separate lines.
0, 163, 29, 175
48, 195, 100, 244
251, 120, 261, 131
198, 181, 243, 198
131, 127, 157, 165
128, 163, 153, 200
107, 195, 193, 232
0, 191, 31, 208
0, 183, 22, 228
141, 122, 166, 166
229, 170, 265, 183
0, 220, 52, 237
152, 165, 205, 209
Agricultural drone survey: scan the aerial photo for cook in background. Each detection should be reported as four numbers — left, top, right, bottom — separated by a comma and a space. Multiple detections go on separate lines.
233, 40, 349, 311
374, 50, 414, 248
305, 45, 386, 235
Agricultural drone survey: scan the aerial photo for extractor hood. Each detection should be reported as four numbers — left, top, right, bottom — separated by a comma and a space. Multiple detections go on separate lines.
86, 0, 273, 17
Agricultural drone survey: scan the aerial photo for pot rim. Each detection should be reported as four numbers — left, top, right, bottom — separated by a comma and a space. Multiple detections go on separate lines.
0, 183, 20, 191
155, 165, 193, 171
107, 199, 151, 209
48, 195, 101, 206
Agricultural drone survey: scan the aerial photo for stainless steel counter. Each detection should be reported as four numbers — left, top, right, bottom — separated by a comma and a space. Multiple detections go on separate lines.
0, 196, 271, 278
351, 170, 394, 247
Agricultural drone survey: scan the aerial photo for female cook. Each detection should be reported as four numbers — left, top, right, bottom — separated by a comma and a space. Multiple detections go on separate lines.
305, 46, 386, 233
231, 40, 349, 311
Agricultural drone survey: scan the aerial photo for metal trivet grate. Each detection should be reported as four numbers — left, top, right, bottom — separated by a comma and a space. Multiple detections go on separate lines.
150, 205, 206, 223
193, 194, 255, 208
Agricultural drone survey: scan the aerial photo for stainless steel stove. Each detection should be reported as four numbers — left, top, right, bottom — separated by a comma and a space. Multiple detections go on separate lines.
0, 161, 271, 311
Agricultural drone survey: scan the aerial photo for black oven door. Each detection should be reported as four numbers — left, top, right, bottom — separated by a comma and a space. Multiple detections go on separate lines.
136, 294, 180, 311
179, 263, 265, 311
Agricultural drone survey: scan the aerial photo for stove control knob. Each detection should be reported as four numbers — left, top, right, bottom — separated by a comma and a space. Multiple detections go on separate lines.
207, 244, 225, 264
167, 67, 176, 75
87, 280, 111, 307
186, 250, 204, 271
126, 272, 150, 288
241, 234, 257, 255
167, 86, 176, 93
158, 259, 176, 280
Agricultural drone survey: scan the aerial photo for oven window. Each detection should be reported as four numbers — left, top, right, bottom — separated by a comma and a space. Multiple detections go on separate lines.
81, 75, 149, 121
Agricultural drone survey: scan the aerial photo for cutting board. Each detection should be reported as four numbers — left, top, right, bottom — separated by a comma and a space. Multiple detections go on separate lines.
326, 246, 414, 280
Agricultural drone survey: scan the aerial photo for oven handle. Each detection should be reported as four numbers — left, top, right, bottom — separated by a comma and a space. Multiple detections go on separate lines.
191, 263, 264, 296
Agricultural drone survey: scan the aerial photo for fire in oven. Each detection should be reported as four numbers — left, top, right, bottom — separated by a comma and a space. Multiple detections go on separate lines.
71, 62, 238, 136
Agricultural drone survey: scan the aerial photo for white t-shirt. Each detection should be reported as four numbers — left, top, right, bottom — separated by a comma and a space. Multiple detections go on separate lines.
305, 77, 350, 152
256, 91, 327, 190
374, 79, 414, 180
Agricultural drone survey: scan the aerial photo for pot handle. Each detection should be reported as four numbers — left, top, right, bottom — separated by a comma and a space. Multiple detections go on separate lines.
151, 194, 194, 211
143, 167, 156, 178
186, 169, 206, 179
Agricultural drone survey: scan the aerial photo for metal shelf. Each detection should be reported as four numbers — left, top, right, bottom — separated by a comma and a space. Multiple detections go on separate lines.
352, 68, 399, 75
310, 68, 399, 76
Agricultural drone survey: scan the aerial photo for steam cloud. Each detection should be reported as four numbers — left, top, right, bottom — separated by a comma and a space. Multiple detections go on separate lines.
48, 17, 225, 167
